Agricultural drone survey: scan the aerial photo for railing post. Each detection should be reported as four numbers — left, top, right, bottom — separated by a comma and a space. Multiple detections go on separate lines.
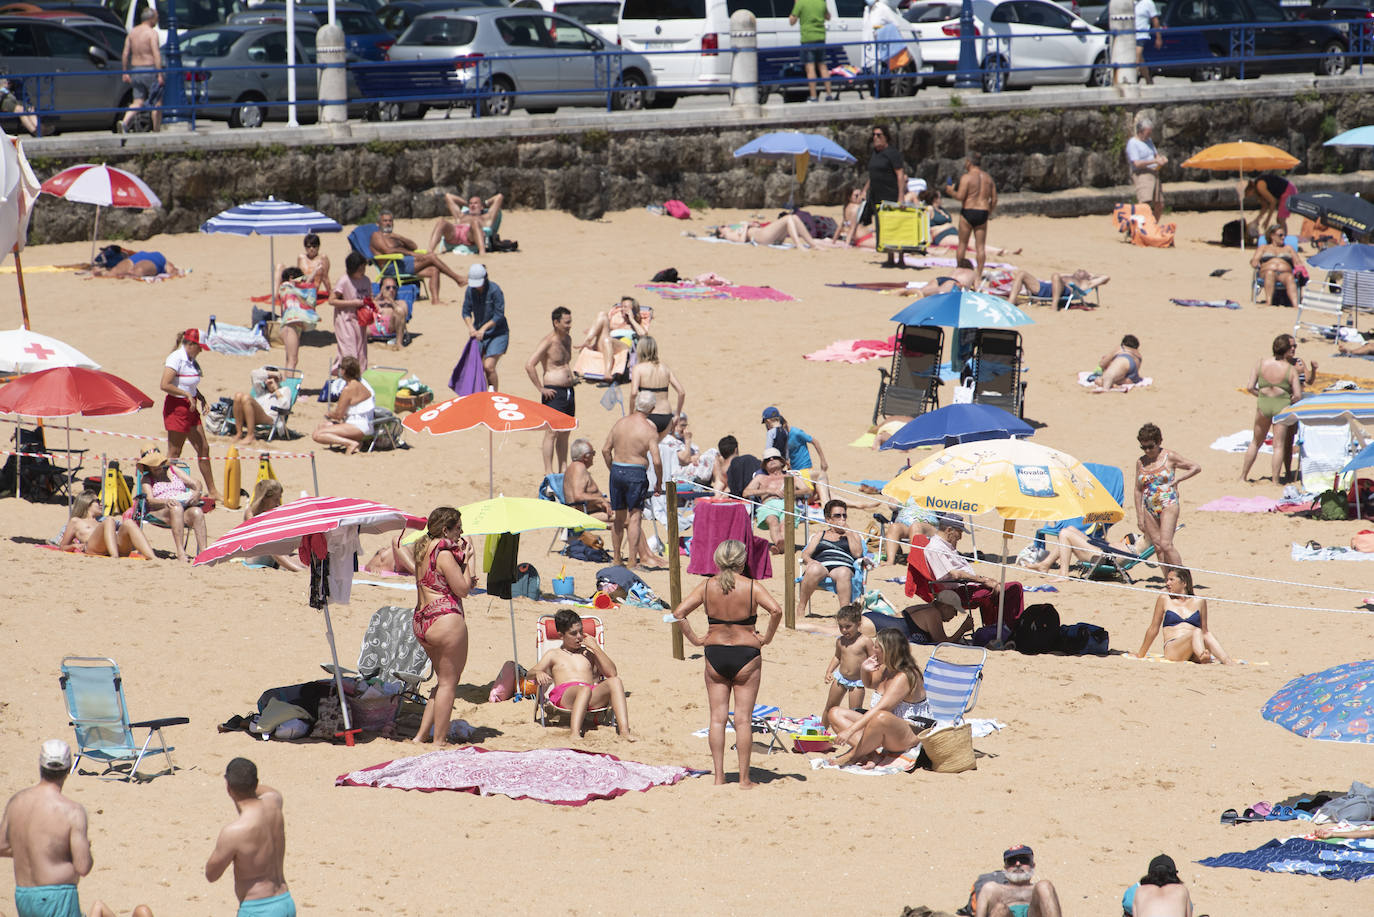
730, 9, 759, 116
954, 0, 979, 89
317, 22, 347, 126
783, 475, 796, 630
1109, 0, 1137, 94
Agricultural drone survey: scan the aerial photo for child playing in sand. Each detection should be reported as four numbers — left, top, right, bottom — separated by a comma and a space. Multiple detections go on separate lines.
529, 608, 636, 741
825, 605, 875, 713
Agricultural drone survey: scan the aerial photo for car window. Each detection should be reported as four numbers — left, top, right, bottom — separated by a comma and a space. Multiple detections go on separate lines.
382, 7, 412, 31
0, 23, 38, 56
37, 24, 96, 58
247, 32, 288, 62
1208, 0, 1247, 22
298, 27, 317, 61
551, 16, 601, 47
621, 0, 706, 19
727, 0, 775, 17
906, 4, 959, 22
555, 1, 623, 24
496, 13, 556, 47
990, 3, 1018, 23
1173, 0, 1205, 23
397, 15, 477, 44
338, 10, 387, 32
834, 0, 866, 17
181, 28, 242, 57
1248, 0, 1285, 20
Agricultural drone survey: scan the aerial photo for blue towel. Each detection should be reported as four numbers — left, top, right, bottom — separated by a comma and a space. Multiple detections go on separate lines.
1199, 837, 1374, 881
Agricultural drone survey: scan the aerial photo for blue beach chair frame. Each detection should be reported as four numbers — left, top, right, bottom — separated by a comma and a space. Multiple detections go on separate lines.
59, 656, 189, 781
923, 644, 987, 725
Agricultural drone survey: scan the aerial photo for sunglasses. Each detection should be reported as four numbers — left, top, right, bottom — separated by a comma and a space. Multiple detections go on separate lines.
830, 512, 847, 519
1005, 856, 1033, 867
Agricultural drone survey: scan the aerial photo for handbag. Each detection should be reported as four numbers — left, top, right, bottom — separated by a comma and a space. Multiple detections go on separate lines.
356, 297, 377, 331
952, 379, 975, 404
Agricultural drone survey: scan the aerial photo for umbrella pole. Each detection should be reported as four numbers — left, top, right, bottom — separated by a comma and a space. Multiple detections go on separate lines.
65, 417, 73, 511
508, 597, 522, 700
1239, 169, 1246, 252
14, 248, 31, 329
321, 602, 359, 744
90, 205, 101, 265
488, 429, 494, 498
269, 237, 277, 310
993, 519, 1014, 649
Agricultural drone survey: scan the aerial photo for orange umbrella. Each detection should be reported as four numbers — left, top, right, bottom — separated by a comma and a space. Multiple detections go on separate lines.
402, 392, 576, 496
1181, 142, 1301, 249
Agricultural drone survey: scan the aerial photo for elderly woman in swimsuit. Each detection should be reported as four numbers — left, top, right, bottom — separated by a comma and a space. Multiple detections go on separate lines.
673, 539, 783, 789
709, 215, 817, 249
1091, 334, 1144, 392
59, 492, 158, 560
1134, 423, 1199, 570
1241, 333, 1303, 484
797, 499, 869, 618
1134, 567, 1232, 664
1250, 225, 1304, 307
411, 506, 475, 745
915, 258, 979, 298
628, 335, 685, 437
824, 628, 931, 769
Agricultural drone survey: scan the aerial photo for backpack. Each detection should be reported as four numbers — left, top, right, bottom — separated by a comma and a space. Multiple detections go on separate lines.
1058, 622, 1109, 656
1221, 218, 1256, 248
510, 562, 541, 599
663, 199, 691, 220
1318, 488, 1350, 521
651, 267, 680, 283
1013, 603, 1060, 654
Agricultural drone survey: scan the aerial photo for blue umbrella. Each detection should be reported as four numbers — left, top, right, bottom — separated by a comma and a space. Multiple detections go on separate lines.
1309, 243, 1374, 273
1341, 440, 1374, 475
890, 290, 1033, 328
201, 196, 342, 302
733, 131, 857, 206
1262, 660, 1374, 743
880, 403, 1033, 450
1324, 126, 1374, 147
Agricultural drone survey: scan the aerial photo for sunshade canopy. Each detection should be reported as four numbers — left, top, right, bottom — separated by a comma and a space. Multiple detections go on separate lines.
1309, 243, 1374, 273
880, 403, 1034, 450
1262, 660, 1374, 743
0, 366, 151, 417
1181, 142, 1300, 172
1272, 391, 1374, 426
194, 496, 424, 566
200, 197, 341, 236
456, 496, 607, 535
1289, 192, 1374, 240
40, 164, 161, 209
0, 328, 99, 374
890, 290, 1033, 328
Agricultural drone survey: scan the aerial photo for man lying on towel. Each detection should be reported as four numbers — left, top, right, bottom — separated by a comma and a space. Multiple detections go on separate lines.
924, 514, 1023, 628
529, 609, 636, 741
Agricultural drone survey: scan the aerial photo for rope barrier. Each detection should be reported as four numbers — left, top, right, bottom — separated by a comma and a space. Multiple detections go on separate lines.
36, 427, 319, 461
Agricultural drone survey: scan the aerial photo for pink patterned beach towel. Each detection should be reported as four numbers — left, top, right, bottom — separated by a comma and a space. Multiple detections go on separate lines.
336, 746, 691, 806
637, 282, 797, 302
1197, 496, 1283, 513
804, 337, 897, 363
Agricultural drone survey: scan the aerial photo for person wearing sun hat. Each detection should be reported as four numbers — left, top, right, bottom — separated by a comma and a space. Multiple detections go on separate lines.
137, 445, 207, 563
158, 327, 221, 504
461, 263, 508, 391
972, 844, 1062, 917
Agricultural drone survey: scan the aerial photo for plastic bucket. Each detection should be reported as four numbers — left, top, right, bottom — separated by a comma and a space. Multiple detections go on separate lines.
552, 576, 575, 597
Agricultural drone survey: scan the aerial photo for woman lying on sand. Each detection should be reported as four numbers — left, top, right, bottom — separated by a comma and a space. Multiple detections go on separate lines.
91, 249, 183, 278
59, 492, 157, 559
709, 215, 817, 248
824, 628, 931, 768
1133, 568, 1233, 664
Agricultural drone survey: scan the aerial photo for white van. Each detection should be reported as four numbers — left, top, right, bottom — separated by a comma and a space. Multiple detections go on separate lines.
619, 0, 875, 104
511, 0, 624, 43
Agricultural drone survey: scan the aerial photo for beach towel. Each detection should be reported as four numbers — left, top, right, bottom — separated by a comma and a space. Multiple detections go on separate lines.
825, 281, 918, 293
205, 321, 270, 356
1127, 653, 1267, 665
804, 337, 897, 363
1171, 298, 1241, 310
636, 282, 797, 302
690, 234, 793, 250
1291, 542, 1374, 561
1078, 371, 1153, 392
1211, 430, 1273, 454
337, 746, 690, 806
1199, 836, 1374, 880
899, 257, 1015, 271
448, 338, 486, 396
1198, 496, 1284, 513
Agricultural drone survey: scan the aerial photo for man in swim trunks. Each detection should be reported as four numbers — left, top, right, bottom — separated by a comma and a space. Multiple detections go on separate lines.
369, 211, 467, 304
120, 7, 163, 133
944, 151, 998, 285
743, 448, 812, 554
1091, 334, 1144, 392
526, 306, 576, 474
974, 845, 1062, 917
601, 391, 664, 570
429, 192, 504, 255
1005, 267, 1111, 309
206, 758, 296, 917
563, 439, 610, 521
0, 740, 124, 917
529, 608, 636, 740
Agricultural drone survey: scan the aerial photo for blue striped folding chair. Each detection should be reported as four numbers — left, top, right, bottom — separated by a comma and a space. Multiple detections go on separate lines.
923, 644, 987, 726
728, 703, 786, 755
59, 656, 189, 782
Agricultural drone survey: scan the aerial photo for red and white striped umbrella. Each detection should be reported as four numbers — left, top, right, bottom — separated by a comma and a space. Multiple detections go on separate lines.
39, 164, 161, 263
193, 496, 424, 566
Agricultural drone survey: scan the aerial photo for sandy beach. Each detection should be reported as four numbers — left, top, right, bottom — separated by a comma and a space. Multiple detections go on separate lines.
3, 201, 1373, 916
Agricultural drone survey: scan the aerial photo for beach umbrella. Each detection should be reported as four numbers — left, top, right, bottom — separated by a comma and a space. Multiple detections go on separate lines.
200, 197, 342, 303
0, 328, 99, 374
890, 290, 1033, 329
1288, 192, 1374, 242
402, 392, 577, 497
1262, 660, 1374, 743
879, 403, 1033, 450
883, 439, 1123, 640
733, 131, 857, 206
39, 164, 161, 264
1181, 142, 1300, 249
193, 496, 425, 741
1271, 391, 1374, 426
1324, 126, 1374, 148
1309, 243, 1374, 273
1341, 440, 1374, 476
1, 126, 40, 327
457, 495, 607, 693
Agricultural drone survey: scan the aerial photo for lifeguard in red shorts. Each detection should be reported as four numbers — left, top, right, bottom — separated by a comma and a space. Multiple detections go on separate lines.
158, 328, 221, 503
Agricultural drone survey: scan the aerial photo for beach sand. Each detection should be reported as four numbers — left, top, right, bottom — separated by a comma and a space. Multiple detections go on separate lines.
2, 204, 1371, 915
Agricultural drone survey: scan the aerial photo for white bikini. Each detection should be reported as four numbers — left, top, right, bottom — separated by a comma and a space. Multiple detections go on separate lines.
346, 380, 375, 436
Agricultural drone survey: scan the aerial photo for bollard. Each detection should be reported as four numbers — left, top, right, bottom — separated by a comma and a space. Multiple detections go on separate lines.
317, 23, 348, 124
1109, 0, 1139, 94
729, 10, 760, 116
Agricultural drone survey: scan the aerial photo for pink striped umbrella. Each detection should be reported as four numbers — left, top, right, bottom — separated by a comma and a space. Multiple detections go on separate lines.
39, 164, 161, 263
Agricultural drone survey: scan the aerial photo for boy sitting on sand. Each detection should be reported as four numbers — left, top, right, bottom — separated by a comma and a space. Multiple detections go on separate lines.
529, 608, 636, 741
825, 605, 875, 713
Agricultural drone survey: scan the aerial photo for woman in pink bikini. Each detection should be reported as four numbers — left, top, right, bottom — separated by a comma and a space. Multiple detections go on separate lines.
410, 506, 474, 745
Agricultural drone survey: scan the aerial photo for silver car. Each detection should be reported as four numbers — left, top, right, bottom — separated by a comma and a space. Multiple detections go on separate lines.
388, 7, 655, 114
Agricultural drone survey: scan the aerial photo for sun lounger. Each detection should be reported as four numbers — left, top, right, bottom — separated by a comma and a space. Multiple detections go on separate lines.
922, 643, 986, 725
533, 614, 613, 728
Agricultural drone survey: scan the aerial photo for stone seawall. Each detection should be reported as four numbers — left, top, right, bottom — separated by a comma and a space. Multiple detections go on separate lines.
23, 77, 1374, 245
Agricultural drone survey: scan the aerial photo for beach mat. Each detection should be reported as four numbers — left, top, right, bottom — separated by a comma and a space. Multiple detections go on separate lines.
1171, 298, 1240, 309
1078, 371, 1153, 392
636, 282, 796, 302
1292, 542, 1374, 561
337, 746, 691, 805
1199, 836, 1374, 880
804, 337, 896, 363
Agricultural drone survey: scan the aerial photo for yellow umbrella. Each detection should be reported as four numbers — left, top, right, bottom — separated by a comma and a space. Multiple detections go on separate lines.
1181, 142, 1301, 249
883, 440, 1123, 641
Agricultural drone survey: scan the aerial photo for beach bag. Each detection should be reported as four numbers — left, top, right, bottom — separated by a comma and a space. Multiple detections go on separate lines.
1221, 218, 1256, 248
960, 870, 1009, 917
1318, 488, 1350, 521
915, 722, 975, 773
651, 267, 680, 283
663, 200, 691, 220
970, 624, 1011, 647
952, 379, 975, 404
204, 397, 234, 436
564, 540, 611, 563
1013, 603, 1060, 654
510, 563, 541, 599
356, 298, 377, 331
1058, 622, 1109, 655
793, 208, 837, 240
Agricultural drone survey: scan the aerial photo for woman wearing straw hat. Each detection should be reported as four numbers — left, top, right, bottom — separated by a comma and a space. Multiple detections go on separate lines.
158, 328, 221, 503
137, 446, 207, 563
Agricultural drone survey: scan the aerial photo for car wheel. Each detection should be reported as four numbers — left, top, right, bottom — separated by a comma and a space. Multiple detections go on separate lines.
229, 94, 266, 128
1317, 40, 1348, 76
404, 104, 429, 120
480, 76, 515, 117
1089, 52, 1112, 87
981, 55, 1008, 93
891, 63, 920, 97
612, 70, 647, 111
1191, 50, 1228, 82
647, 92, 678, 109
377, 101, 401, 122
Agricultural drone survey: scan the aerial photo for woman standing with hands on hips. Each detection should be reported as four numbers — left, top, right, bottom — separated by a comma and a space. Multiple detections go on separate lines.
673, 540, 783, 789
1134, 422, 1199, 570
159, 328, 221, 503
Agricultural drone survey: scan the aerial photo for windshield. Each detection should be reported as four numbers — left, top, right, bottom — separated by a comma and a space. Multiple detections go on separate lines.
180, 28, 242, 57
397, 16, 478, 44
337, 10, 387, 32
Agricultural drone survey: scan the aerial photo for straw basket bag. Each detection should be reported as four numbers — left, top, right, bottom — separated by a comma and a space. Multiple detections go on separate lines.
916, 722, 975, 773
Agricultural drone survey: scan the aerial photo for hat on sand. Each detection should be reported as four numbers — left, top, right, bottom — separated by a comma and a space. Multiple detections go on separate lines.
936, 513, 968, 533
935, 589, 962, 610
40, 739, 72, 772
1003, 844, 1034, 863
468, 263, 487, 288
182, 328, 201, 346
761, 406, 781, 422
762, 447, 783, 462
137, 446, 168, 469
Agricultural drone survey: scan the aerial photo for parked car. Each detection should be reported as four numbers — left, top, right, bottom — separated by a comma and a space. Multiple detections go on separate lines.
903, 0, 1110, 90
0, 1, 124, 28
0, 14, 127, 132
389, 7, 655, 113
228, 2, 395, 60
1296, 0, 1374, 56
377, 0, 506, 36
1143, 0, 1349, 79
512, 0, 622, 42
0, 8, 124, 55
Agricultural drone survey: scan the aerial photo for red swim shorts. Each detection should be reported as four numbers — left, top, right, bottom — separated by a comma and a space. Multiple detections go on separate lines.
162, 396, 201, 433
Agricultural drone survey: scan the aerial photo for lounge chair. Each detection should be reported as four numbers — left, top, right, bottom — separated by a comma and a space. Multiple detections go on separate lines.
967, 329, 1026, 418
222, 367, 303, 442
321, 605, 432, 706
346, 223, 422, 294
1073, 536, 1158, 583
360, 366, 407, 451
1299, 421, 1358, 494
1293, 275, 1346, 337
873, 324, 943, 423
58, 656, 189, 781
796, 553, 871, 603
533, 614, 613, 728
1112, 202, 1175, 248
367, 282, 417, 346
922, 643, 986, 725
1017, 280, 1100, 310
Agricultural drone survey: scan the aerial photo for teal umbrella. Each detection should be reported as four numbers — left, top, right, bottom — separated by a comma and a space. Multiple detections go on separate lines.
891, 290, 1033, 328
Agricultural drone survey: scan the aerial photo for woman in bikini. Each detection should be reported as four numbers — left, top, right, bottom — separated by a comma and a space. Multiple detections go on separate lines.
411, 506, 475, 745
673, 539, 783, 788
1250, 225, 1304, 307
1134, 423, 1199, 570
628, 335, 685, 437
296, 232, 331, 292
1092, 334, 1144, 392
1134, 567, 1233, 664
709, 215, 817, 248
1241, 334, 1303, 484
59, 492, 158, 560
824, 628, 931, 769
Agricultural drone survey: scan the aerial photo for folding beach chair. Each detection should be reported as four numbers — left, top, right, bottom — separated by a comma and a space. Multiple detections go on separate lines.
4, 425, 84, 503
874, 202, 930, 255
533, 614, 613, 728
59, 656, 189, 781
360, 366, 407, 452
922, 643, 986, 725
873, 324, 943, 423
347, 223, 421, 294
796, 554, 872, 603
968, 329, 1026, 419
538, 472, 572, 553
1294, 275, 1347, 338
133, 461, 196, 552
322, 605, 432, 706
1073, 537, 1158, 583
1018, 281, 1100, 310
367, 283, 417, 346
221, 367, 304, 442
1299, 421, 1357, 494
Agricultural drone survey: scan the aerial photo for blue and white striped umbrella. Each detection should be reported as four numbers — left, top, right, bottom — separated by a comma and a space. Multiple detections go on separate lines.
200, 196, 341, 236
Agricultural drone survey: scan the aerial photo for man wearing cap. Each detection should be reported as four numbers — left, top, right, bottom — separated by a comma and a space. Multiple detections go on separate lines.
461, 263, 508, 391
206, 758, 294, 917
601, 391, 665, 570
974, 845, 1062, 917
0, 740, 119, 917
368, 211, 467, 304
924, 514, 1024, 630
743, 448, 812, 554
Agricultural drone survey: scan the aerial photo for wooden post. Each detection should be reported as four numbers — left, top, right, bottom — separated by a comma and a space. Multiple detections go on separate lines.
784, 475, 796, 629
668, 483, 684, 660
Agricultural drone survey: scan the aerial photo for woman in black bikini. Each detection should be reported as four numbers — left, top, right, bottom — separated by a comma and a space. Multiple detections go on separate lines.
1133, 567, 1233, 664
629, 335, 685, 437
1250, 225, 1304, 306
673, 539, 783, 788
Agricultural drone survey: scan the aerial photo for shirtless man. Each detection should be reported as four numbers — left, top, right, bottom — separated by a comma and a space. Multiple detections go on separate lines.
1092, 334, 1144, 392
525, 306, 576, 473
120, 7, 163, 133
369, 211, 466, 304
743, 448, 812, 554
429, 192, 504, 256
562, 439, 610, 521
944, 152, 998, 284
1006, 267, 1110, 308
295, 233, 330, 292
529, 608, 635, 740
0, 740, 127, 917
206, 758, 295, 917
974, 845, 1062, 917
601, 391, 664, 570
579, 297, 646, 379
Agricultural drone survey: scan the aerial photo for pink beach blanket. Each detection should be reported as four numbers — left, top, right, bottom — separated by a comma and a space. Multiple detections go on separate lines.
637, 282, 797, 302
805, 336, 897, 363
1198, 496, 1283, 513
336, 746, 691, 806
